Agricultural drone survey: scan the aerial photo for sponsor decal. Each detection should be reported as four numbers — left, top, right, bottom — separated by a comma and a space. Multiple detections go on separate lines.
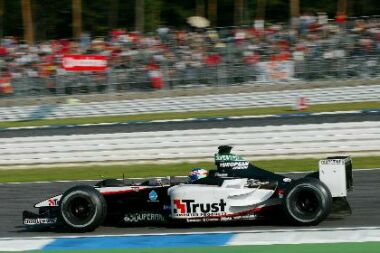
234, 214, 258, 220
48, 198, 59, 207
35, 195, 62, 208
220, 215, 258, 222
24, 217, 57, 225
123, 213, 165, 223
187, 218, 203, 223
148, 190, 158, 202
320, 159, 345, 165
215, 154, 244, 162
187, 214, 259, 223
219, 161, 249, 170
172, 199, 227, 217
187, 217, 220, 223
283, 178, 292, 183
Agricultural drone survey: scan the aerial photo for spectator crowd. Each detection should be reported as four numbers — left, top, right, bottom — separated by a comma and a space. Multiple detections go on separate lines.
0, 14, 380, 96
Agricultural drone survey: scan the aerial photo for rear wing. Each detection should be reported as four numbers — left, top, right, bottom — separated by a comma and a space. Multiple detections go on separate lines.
319, 156, 353, 197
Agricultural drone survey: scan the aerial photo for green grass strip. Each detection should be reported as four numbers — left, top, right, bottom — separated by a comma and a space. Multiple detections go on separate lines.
18, 242, 380, 253
1, 156, 379, 183
0, 101, 378, 128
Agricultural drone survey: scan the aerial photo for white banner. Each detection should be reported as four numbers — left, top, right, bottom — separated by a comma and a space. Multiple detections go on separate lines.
256, 61, 295, 82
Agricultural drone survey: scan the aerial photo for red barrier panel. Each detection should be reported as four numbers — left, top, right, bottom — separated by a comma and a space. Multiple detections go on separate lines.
62, 55, 107, 71
0, 77, 13, 94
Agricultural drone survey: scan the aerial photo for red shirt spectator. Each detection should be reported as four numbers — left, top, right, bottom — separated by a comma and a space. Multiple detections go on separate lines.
0, 47, 7, 56
204, 54, 221, 66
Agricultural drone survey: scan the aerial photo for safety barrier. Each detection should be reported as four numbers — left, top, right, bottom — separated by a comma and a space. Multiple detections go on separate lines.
0, 85, 379, 122
3, 54, 380, 97
1, 121, 379, 165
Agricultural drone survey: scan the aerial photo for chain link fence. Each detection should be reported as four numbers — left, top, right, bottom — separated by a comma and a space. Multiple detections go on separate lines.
5, 54, 378, 97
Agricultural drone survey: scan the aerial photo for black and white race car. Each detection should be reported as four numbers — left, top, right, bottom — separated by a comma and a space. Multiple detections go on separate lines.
23, 146, 353, 231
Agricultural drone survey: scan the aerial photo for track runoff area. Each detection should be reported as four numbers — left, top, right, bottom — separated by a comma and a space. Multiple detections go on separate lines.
1, 227, 380, 252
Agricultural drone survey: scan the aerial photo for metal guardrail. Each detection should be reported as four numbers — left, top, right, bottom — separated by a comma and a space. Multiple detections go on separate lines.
0, 85, 379, 122
1, 121, 379, 165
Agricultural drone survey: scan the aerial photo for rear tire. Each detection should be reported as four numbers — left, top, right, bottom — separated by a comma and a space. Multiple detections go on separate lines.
60, 185, 107, 232
283, 177, 332, 225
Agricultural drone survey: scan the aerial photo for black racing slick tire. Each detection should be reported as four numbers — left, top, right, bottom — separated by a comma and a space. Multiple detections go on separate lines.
283, 177, 332, 226
59, 185, 107, 232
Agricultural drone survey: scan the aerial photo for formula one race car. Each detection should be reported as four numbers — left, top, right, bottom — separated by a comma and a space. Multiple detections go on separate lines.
23, 146, 353, 231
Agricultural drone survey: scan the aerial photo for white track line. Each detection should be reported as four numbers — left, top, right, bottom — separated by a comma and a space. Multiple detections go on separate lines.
2, 227, 380, 251
228, 227, 380, 246
1, 110, 370, 131
1, 226, 380, 240
0, 238, 54, 251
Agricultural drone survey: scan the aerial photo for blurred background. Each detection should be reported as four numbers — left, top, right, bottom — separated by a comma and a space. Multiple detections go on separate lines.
0, 0, 379, 97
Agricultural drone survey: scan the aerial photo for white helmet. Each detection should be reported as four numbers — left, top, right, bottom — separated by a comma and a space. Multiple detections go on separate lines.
188, 168, 208, 183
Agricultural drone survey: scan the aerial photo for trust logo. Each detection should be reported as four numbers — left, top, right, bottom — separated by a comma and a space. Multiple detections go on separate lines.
173, 199, 186, 213
172, 199, 226, 214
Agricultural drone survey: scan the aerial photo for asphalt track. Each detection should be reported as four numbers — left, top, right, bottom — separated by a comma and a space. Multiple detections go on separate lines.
1, 110, 380, 138
0, 110, 379, 239
0, 169, 379, 238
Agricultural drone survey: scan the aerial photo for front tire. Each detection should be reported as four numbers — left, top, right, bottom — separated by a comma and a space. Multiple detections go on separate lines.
60, 185, 107, 232
283, 177, 332, 226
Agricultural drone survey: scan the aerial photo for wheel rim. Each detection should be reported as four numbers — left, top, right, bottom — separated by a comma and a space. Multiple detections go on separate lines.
65, 196, 95, 225
294, 189, 320, 216
292, 188, 321, 222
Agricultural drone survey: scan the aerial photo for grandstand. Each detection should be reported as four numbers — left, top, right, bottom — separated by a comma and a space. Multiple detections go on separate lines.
0, 16, 379, 98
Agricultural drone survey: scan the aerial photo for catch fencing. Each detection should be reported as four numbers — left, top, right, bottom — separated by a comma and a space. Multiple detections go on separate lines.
4, 55, 380, 97
0, 85, 379, 122
1, 121, 379, 165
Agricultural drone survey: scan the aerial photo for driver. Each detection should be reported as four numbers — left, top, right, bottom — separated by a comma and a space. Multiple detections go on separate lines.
188, 168, 208, 183
188, 167, 224, 185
